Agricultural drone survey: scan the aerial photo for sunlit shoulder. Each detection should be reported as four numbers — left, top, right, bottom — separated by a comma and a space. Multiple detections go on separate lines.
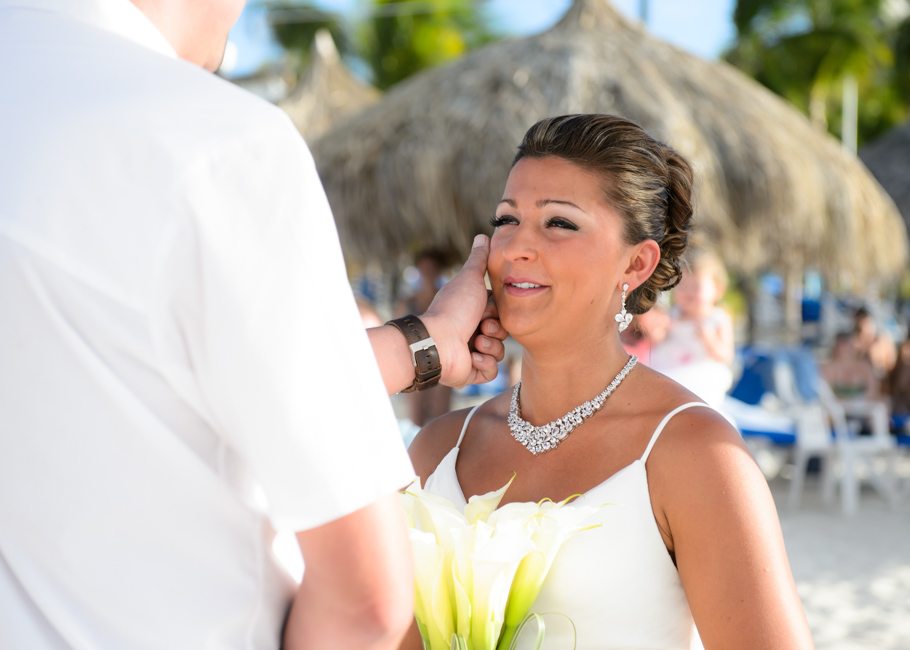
407, 406, 474, 485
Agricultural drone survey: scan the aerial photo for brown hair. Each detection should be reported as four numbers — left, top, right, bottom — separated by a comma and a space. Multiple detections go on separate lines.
512, 114, 693, 314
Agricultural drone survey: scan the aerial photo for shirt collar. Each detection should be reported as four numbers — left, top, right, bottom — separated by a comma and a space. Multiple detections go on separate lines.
0, 0, 177, 59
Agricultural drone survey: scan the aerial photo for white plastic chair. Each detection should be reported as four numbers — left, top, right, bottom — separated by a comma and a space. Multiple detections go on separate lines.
816, 381, 897, 515
776, 359, 897, 516
772, 358, 831, 508
785, 403, 838, 511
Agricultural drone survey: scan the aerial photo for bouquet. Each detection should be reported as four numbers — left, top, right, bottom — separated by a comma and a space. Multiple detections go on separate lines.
400, 475, 601, 650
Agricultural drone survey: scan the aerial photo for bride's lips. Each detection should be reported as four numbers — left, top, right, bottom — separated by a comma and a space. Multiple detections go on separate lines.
502, 275, 550, 297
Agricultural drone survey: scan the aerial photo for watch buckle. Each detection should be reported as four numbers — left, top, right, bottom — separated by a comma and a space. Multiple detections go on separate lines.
408, 337, 437, 366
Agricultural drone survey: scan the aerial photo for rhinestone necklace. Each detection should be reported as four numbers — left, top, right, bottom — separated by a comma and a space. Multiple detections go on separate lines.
508, 355, 639, 456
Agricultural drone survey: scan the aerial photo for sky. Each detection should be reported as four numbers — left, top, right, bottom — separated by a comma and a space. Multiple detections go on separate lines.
224, 0, 737, 78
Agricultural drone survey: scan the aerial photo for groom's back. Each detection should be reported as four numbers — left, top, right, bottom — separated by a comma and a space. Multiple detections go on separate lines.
0, 2, 313, 648
0, 1, 294, 304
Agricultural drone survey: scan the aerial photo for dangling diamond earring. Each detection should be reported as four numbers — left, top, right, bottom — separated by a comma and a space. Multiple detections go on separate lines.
615, 283, 632, 332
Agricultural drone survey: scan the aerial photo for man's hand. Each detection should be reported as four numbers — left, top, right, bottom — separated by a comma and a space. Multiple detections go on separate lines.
367, 235, 508, 395
421, 235, 508, 388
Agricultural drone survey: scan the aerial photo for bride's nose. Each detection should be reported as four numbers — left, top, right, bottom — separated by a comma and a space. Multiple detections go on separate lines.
500, 224, 539, 262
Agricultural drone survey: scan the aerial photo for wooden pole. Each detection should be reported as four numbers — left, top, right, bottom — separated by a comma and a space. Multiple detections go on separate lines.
842, 73, 858, 154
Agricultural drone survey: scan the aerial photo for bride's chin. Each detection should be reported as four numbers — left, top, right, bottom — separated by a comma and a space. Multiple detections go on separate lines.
497, 305, 554, 344
499, 315, 543, 345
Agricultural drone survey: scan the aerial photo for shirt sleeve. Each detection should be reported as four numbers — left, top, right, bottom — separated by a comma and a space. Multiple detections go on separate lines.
157, 111, 414, 532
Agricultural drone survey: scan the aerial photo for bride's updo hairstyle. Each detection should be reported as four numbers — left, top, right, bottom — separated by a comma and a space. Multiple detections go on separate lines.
512, 114, 693, 314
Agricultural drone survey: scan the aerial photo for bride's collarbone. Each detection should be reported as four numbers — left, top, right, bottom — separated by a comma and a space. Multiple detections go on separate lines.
456, 418, 646, 505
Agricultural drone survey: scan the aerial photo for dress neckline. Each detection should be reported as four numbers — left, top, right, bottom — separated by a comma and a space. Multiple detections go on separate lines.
442, 445, 643, 508
441, 400, 707, 508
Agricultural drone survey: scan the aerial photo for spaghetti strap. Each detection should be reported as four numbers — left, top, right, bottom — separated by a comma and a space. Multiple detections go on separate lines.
640, 402, 707, 463
455, 404, 482, 448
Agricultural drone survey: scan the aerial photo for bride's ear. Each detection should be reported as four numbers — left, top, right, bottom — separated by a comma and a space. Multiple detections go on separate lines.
622, 239, 661, 291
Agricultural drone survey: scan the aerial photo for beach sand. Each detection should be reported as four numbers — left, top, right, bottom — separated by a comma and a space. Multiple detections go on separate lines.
768, 460, 910, 650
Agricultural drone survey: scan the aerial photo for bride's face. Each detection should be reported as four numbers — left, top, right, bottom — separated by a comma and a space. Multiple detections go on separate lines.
488, 156, 633, 345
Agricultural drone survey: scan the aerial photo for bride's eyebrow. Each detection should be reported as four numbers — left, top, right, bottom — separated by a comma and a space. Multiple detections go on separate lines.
497, 198, 586, 213
536, 199, 583, 211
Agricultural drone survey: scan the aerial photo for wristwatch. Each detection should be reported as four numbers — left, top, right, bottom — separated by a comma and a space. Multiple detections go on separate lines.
386, 315, 442, 392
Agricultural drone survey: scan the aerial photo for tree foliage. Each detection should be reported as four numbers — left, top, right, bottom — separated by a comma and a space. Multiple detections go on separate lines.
264, 0, 497, 90
359, 0, 496, 90
268, 2, 352, 68
725, 0, 910, 145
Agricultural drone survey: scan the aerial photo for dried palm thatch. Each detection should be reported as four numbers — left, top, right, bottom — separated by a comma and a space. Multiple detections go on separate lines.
279, 29, 380, 142
860, 121, 910, 226
312, 0, 906, 283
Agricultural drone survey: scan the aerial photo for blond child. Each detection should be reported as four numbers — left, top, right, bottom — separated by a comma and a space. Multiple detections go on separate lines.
651, 249, 735, 408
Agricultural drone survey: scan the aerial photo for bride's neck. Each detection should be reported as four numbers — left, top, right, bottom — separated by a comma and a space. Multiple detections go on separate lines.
516, 336, 632, 426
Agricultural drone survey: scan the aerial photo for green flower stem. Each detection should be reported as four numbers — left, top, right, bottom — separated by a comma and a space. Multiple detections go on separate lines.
496, 551, 547, 650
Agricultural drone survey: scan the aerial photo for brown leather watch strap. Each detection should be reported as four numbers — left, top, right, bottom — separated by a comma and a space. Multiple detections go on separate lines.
386, 315, 442, 393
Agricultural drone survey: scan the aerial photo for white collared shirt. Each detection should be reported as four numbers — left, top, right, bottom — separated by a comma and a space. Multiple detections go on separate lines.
0, 1, 413, 647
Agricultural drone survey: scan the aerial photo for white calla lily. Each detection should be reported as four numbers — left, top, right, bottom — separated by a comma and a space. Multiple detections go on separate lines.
413, 492, 469, 550
491, 497, 600, 650
400, 476, 603, 649
469, 522, 537, 647
464, 472, 515, 524
410, 528, 453, 650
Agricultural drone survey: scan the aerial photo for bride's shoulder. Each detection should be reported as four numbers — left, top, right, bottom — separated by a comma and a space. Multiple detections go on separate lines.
654, 402, 739, 452
644, 383, 759, 505
408, 398, 504, 485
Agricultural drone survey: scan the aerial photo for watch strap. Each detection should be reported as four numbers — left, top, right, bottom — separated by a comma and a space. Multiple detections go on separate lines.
386, 315, 442, 392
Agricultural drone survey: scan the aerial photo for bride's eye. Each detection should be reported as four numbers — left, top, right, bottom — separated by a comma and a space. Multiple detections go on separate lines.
490, 215, 518, 228
545, 217, 579, 231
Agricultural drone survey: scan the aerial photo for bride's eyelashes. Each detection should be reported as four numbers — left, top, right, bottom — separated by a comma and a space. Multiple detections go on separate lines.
545, 217, 579, 231
490, 215, 517, 228
489, 215, 579, 231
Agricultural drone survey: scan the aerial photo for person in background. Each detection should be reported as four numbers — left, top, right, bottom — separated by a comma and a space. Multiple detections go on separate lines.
823, 333, 880, 402
888, 337, 910, 426
852, 306, 897, 380
822, 332, 890, 440
650, 248, 735, 410
620, 299, 671, 366
396, 249, 454, 426
0, 2, 508, 650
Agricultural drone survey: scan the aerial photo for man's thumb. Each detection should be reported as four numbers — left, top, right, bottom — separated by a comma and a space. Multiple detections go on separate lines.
461, 234, 489, 277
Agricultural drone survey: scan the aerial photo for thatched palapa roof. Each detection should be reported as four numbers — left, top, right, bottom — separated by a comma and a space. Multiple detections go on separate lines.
279, 30, 380, 142
312, 0, 906, 282
860, 121, 910, 226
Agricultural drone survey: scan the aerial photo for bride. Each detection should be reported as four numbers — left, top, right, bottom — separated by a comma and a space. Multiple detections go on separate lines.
403, 114, 813, 649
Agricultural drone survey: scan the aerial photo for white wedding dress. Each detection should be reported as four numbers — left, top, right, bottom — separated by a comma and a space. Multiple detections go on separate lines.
424, 402, 707, 650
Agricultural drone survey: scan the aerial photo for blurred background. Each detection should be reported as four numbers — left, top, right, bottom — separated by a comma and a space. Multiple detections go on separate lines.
220, 3, 910, 647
